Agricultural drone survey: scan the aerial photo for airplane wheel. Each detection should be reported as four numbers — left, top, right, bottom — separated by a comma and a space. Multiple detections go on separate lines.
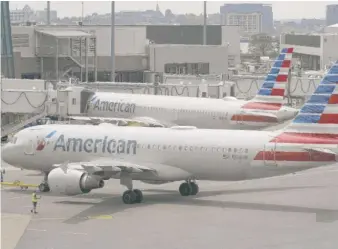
122, 190, 137, 204
190, 182, 199, 195
179, 182, 192, 196
39, 183, 50, 192
133, 189, 143, 203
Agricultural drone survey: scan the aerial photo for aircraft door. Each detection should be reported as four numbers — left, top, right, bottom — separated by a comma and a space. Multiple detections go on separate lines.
263, 140, 277, 167
24, 139, 36, 156
236, 111, 244, 125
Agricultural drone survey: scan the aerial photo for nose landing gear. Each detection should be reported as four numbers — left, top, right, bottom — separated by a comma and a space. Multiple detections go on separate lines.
38, 172, 50, 192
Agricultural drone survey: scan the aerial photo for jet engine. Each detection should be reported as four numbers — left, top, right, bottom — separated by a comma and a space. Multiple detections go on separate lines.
48, 168, 105, 195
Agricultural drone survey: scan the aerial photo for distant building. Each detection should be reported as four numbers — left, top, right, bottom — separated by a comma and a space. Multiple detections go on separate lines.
220, 3, 273, 35
10, 5, 34, 24
36, 8, 58, 23
280, 32, 338, 70
326, 4, 338, 26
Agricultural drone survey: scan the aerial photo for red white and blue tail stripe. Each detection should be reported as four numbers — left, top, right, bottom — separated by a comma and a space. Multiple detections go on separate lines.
242, 48, 294, 111
253, 61, 338, 167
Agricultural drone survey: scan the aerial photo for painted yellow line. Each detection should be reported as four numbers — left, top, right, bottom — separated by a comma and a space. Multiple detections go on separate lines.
0, 181, 38, 187
87, 215, 113, 220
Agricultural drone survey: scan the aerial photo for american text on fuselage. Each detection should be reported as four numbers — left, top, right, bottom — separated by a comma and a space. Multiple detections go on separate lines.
53, 135, 137, 154
91, 99, 136, 114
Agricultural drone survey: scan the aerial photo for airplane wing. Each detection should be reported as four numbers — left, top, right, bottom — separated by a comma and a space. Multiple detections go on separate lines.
69, 116, 172, 128
52, 158, 192, 182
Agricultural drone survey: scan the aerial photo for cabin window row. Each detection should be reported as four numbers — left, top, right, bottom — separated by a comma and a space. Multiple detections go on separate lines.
136, 144, 249, 153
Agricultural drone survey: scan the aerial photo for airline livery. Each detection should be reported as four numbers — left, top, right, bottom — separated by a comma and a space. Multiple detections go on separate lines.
79, 48, 298, 130
2, 61, 338, 205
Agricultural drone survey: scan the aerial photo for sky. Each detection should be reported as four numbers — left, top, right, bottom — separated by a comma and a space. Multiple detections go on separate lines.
9, 1, 338, 20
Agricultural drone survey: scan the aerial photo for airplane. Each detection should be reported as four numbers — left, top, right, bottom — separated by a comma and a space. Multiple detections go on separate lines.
79, 48, 298, 130
2, 60, 338, 205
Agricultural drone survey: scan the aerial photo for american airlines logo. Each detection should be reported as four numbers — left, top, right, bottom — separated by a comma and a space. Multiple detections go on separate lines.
53, 134, 137, 155
90, 98, 136, 114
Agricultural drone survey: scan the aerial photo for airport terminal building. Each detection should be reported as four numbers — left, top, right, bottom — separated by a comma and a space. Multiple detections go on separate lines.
7, 24, 240, 82
280, 31, 338, 70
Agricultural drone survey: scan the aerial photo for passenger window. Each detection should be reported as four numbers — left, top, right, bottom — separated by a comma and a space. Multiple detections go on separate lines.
179, 146, 182, 151
72, 98, 76, 105
228, 148, 232, 152
190, 146, 193, 152
234, 148, 237, 153
163, 145, 167, 150
147, 145, 151, 149
223, 148, 227, 153
184, 146, 188, 151
245, 148, 249, 153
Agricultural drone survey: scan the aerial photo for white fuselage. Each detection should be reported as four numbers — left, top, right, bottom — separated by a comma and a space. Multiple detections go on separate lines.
86, 93, 297, 129
2, 125, 330, 182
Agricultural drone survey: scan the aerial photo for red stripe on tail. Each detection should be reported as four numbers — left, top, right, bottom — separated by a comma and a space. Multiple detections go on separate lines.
281, 60, 291, 68
276, 74, 288, 82
270, 132, 338, 144
328, 94, 338, 104
271, 88, 285, 96
318, 114, 338, 124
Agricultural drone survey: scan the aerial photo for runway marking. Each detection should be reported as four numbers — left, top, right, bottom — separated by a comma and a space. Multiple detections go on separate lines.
87, 215, 113, 219
27, 228, 47, 232
8, 196, 30, 199
63, 232, 88, 235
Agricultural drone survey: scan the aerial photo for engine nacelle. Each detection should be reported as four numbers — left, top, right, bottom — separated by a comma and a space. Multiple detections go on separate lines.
48, 168, 105, 195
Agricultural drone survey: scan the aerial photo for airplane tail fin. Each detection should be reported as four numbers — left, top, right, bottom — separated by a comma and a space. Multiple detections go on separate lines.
242, 48, 294, 111
252, 61, 338, 166
282, 60, 338, 134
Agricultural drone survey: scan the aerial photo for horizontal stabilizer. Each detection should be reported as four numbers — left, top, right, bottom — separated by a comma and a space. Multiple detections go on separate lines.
302, 147, 337, 156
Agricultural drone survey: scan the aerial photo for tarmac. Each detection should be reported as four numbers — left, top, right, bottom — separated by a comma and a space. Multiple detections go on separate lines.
1, 161, 338, 249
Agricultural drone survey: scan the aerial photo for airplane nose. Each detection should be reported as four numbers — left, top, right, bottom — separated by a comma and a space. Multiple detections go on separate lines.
2, 143, 14, 164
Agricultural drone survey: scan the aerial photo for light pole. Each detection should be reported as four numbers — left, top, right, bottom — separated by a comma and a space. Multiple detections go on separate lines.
110, 1, 115, 82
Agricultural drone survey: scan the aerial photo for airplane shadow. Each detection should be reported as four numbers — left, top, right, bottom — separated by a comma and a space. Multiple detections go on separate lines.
57, 185, 338, 224
4, 185, 338, 224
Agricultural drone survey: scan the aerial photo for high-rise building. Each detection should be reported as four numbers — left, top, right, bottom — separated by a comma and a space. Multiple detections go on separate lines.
326, 4, 338, 26
220, 4, 273, 35
10, 5, 34, 24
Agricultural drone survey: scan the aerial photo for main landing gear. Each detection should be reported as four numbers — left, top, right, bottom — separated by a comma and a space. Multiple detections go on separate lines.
38, 172, 50, 192
121, 173, 143, 204
120, 174, 199, 204
179, 180, 199, 196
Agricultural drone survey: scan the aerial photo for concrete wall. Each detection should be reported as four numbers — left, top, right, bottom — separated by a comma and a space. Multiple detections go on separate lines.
1, 78, 46, 90
221, 25, 241, 66
280, 33, 338, 69
1, 90, 47, 113
149, 44, 228, 74
322, 34, 338, 66
11, 26, 36, 57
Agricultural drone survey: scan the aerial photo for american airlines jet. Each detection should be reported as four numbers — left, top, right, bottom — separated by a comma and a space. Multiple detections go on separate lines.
2, 61, 338, 205
80, 48, 298, 129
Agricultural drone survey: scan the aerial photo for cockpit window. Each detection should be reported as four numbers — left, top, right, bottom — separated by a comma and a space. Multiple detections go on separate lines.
9, 136, 18, 144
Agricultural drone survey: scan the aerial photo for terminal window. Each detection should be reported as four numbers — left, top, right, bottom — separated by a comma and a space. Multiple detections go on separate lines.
164, 63, 209, 75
